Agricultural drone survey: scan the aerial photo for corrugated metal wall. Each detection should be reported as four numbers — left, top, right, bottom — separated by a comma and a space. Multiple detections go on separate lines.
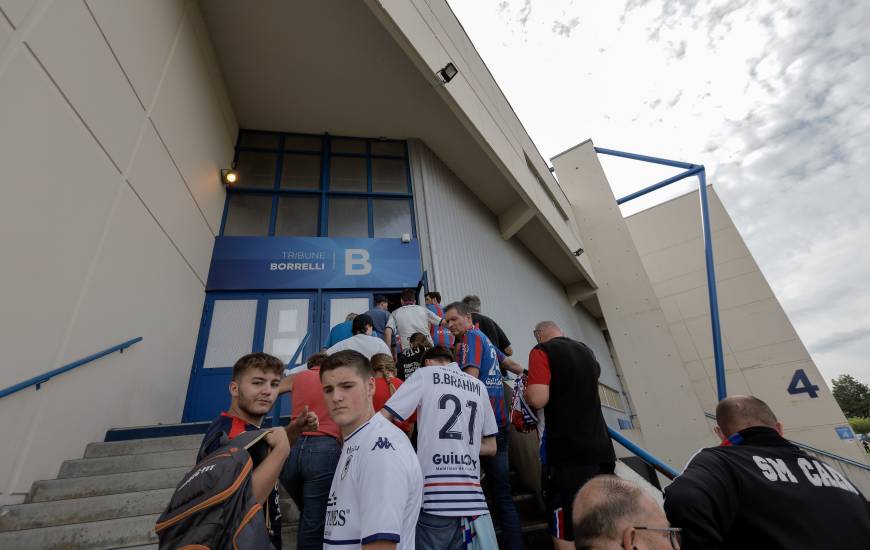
409, 140, 630, 426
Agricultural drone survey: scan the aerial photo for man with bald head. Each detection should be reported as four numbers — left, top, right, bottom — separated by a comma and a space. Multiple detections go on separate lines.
525, 321, 615, 549
664, 395, 870, 549
573, 476, 680, 550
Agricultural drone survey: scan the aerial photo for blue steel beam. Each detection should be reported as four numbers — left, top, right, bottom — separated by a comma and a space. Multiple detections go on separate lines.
0, 337, 143, 399
697, 170, 727, 400
595, 147, 727, 400
608, 427, 680, 479
616, 166, 704, 205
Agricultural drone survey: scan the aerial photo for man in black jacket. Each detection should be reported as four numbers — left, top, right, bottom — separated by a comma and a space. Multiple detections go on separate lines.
525, 321, 616, 550
664, 395, 870, 549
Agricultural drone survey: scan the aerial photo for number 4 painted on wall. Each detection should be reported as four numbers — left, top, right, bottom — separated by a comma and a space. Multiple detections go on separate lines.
787, 369, 820, 398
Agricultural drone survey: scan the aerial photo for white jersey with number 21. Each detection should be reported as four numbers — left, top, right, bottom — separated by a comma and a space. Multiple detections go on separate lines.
384, 362, 498, 517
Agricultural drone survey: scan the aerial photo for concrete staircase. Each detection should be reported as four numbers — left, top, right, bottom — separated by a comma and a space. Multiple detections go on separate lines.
0, 432, 301, 549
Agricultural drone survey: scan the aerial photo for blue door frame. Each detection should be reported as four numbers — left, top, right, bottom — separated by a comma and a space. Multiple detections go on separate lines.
182, 291, 316, 422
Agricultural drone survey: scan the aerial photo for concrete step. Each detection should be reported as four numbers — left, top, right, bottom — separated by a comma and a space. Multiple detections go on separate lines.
0, 488, 174, 532
31, 467, 189, 503
58, 449, 197, 478
84, 435, 202, 458
0, 513, 159, 549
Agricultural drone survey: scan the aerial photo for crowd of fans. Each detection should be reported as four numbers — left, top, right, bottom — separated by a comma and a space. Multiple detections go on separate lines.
191, 288, 870, 550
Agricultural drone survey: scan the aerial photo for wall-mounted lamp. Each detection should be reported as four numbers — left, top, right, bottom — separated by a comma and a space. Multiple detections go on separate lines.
220, 169, 238, 186
436, 62, 458, 84
573, 247, 584, 257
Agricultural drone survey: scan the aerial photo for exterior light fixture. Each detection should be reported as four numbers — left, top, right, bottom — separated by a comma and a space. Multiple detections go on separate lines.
436, 62, 458, 84
220, 169, 238, 186
573, 247, 584, 257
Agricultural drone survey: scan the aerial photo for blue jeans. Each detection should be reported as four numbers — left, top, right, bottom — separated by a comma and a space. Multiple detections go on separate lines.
416, 511, 463, 550
279, 435, 341, 550
481, 428, 524, 549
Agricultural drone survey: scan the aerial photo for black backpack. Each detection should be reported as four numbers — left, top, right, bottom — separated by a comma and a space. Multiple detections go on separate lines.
154, 429, 274, 550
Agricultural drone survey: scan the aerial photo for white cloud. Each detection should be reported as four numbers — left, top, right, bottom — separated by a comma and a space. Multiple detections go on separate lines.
448, 0, 870, 384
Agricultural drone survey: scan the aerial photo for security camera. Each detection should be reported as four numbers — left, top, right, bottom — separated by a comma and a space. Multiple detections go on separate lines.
401, 233, 412, 243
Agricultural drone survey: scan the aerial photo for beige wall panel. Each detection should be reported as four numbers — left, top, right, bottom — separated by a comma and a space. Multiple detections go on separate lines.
684, 359, 707, 383
733, 338, 811, 370
713, 255, 757, 280
552, 142, 714, 468
658, 295, 682, 324
4, 186, 204, 494
86, 0, 185, 109
719, 298, 796, 352
674, 285, 712, 320
128, 123, 214, 281
150, 16, 232, 233
0, 50, 121, 387
0, 11, 11, 52
651, 269, 706, 299
670, 322, 701, 364
640, 239, 708, 284
715, 270, 775, 310
0, 0, 34, 27
26, 0, 144, 170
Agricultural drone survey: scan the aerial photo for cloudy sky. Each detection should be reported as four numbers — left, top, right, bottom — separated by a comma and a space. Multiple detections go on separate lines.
447, 0, 870, 385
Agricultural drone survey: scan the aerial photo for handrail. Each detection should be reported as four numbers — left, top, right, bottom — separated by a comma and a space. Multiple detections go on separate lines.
0, 337, 143, 399
608, 427, 680, 480
267, 332, 311, 426
703, 412, 870, 472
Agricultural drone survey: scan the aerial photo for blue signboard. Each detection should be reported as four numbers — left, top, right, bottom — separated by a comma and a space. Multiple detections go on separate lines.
207, 237, 422, 290
835, 426, 855, 440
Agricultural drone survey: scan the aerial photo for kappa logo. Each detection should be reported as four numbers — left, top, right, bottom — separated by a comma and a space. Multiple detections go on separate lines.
371, 437, 395, 451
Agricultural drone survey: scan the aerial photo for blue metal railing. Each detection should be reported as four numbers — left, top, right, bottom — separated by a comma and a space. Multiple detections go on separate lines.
267, 332, 311, 426
702, 412, 870, 472
0, 337, 143, 399
595, 147, 727, 401
609, 427, 680, 479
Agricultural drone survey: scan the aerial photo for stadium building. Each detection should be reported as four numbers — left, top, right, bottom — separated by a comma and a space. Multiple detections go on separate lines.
0, 0, 866, 546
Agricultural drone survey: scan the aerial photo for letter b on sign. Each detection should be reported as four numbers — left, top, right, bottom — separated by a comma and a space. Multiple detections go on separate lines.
345, 249, 371, 276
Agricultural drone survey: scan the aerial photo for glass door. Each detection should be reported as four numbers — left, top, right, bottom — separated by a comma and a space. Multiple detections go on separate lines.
321, 292, 372, 348
183, 292, 315, 422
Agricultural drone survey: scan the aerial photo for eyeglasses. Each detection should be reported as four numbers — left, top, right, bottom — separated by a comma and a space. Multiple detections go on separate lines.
634, 527, 681, 549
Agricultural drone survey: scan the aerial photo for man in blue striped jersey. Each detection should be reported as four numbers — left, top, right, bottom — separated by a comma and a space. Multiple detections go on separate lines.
382, 346, 497, 550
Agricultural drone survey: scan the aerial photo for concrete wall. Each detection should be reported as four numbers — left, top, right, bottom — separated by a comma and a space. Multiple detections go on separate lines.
552, 141, 716, 471
625, 189, 870, 466
0, 0, 235, 502
409, 140, 632, 429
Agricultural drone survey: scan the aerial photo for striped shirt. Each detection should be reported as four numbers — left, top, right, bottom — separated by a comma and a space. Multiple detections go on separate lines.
454, 329, 508, 428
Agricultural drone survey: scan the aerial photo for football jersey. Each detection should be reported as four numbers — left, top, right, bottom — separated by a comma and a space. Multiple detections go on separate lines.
384, 363, 498, 517
324, 414, 423, 549
454, 329, 509, 428
426, 304, 455, 348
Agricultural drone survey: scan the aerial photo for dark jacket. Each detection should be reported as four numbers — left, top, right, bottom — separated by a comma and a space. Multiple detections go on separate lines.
664, 426, 870, 549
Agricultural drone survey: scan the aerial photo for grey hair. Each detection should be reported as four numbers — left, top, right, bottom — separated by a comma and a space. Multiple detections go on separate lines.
574, 475, 645, 549
461, 295, 481, 312
445, 301, 473, 317
534, 320, 559, 332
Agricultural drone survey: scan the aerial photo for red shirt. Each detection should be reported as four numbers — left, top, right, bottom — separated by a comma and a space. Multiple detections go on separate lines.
291, 367, 340, 440
527, 348, 551, 386
373, 377, 414, 433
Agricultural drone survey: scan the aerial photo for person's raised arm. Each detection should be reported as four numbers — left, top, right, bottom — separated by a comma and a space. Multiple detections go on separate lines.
500, 356, 524, 375
251, 427, 290, 503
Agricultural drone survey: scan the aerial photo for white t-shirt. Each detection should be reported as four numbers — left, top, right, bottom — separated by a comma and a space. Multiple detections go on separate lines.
324, 414, 423, 549
391, 305, 442, 350
384, 363, 498, 517
326, 334, 391, 359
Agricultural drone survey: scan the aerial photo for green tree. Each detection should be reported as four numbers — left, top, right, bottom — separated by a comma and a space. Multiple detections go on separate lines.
848, 417, 870, 436
832, 374, 870, 418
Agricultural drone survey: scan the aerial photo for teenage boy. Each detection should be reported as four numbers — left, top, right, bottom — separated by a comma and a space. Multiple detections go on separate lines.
381, 346, 498, 550
320, 350, 423, 549
197, 352, 319, 550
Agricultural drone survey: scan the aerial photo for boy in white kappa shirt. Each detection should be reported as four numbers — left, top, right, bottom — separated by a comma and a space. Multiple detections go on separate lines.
381, 346, 498, 550
320, 350, 423, 549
